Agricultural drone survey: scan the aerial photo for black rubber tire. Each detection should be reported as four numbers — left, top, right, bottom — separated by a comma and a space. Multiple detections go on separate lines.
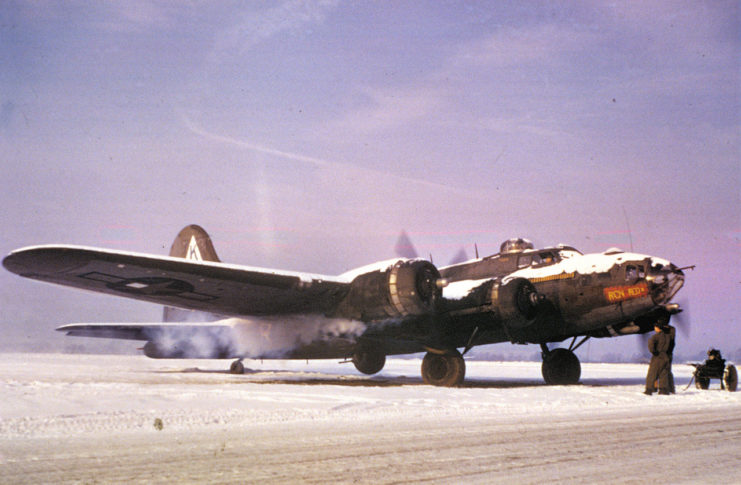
421, 350, 466, 387
724, 365, 737, 392
542, 348, 581, 385
229, 360, 245, 375
352, 350, 386, 375
695, 377, 709, 390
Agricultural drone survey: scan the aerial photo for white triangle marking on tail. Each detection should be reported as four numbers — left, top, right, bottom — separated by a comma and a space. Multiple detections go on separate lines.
186, 235, 202, 261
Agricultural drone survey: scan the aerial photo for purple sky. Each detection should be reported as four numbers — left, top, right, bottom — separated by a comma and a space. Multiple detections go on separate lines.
1, 1, 738, 358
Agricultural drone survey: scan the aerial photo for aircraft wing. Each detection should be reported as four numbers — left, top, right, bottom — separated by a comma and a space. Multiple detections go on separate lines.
3, 245, 349, 318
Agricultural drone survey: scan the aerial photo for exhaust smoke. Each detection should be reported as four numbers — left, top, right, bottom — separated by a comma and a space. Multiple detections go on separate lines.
146, 314, 367, 359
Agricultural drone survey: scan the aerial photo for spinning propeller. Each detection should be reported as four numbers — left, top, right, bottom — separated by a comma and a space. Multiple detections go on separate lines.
637, 299, 691, 354
672, 299, 691, 338
394, 230, 418, 259
394, 230, 470, 266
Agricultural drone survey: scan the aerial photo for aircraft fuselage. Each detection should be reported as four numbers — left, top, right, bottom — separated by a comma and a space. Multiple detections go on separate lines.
358, 242, 685, 355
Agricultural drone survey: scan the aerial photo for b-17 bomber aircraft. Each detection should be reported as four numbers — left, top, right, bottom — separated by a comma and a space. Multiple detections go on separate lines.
3, 225, 689, 386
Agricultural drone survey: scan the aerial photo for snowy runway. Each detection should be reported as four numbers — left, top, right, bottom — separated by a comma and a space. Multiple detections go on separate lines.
1, 354, 739, 483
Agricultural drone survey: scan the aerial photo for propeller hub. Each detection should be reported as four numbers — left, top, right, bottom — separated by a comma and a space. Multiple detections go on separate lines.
663, 303, 682, 314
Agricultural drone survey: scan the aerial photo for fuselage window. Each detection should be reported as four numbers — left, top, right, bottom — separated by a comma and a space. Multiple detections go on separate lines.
626, 265, 638, 281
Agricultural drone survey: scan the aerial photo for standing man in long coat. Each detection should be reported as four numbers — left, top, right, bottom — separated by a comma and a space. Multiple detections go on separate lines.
645, 324, 672, 395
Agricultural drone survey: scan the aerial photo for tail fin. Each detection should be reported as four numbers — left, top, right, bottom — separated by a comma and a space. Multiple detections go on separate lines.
163, 225, 222, 322
168, 224, 221, 262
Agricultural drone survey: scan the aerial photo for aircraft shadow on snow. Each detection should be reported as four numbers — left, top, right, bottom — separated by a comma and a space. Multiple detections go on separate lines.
159, 366, 651, 388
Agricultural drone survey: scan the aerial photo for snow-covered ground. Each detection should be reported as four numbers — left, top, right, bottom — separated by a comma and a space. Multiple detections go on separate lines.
1, 353, 739, 484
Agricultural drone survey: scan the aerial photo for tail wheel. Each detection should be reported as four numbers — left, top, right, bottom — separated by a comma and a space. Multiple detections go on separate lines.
542, 348, 581, 385
229, 360, 245, 375
725, 365, 738, 392
352, 350, 386, 375
421, 350, 465, 387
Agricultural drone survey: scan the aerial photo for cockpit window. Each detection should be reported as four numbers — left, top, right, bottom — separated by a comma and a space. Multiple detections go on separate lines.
539, 252, 556, 264
534, 251, 558, 266
518, 251, 559, 268
517, 254, 532, 268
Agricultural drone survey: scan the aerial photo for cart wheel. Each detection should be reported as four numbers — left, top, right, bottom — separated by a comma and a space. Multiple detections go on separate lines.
695, 377, 710, 390
724, 365, 738, 392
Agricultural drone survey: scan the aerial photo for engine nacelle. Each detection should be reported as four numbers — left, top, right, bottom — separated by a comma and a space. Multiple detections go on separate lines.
334, 259, 442, 321
490, 277, 544, 329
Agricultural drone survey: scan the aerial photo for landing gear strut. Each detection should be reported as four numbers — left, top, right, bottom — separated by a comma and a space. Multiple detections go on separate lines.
421, 349, 466, 387
541, 343, 581, 385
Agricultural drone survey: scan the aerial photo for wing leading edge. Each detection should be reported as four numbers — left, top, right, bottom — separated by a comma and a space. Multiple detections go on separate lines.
3, 245, 349, 318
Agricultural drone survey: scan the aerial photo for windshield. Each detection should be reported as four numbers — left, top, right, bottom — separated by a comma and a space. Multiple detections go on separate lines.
518, 251, 559, 268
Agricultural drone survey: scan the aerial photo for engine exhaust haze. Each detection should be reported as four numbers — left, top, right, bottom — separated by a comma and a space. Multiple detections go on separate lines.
146, 315, 367, 360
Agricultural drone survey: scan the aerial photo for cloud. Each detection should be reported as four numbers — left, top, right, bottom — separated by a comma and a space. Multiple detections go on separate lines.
179, 113, 488, 201
322, 85, 445, 136
210, 0, 340, 64
453, 23, 600, 69
84, 2, 187, 33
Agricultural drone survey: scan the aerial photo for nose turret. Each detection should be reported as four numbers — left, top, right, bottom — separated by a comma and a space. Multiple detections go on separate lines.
647, 261, 685, 305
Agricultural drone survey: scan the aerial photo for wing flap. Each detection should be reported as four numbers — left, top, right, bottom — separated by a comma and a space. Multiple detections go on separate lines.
5, 246, 349, 317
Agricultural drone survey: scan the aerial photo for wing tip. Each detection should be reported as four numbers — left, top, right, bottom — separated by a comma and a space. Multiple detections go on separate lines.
3, 246, 92, 276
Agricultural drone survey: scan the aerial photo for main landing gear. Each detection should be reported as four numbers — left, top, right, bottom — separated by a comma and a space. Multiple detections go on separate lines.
421, 349, 466, 387
540, 338, 585, 385
419, 342, 584, 387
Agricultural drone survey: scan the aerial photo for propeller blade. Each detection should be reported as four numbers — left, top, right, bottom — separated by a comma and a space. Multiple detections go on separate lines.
672, 300, 691, 338
637, 332, 651, 356
448, 247, 469, 265
394, 230, 418, 259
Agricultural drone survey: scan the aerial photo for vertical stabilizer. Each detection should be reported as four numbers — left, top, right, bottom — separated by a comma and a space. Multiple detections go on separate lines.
168, 224, 221, 262
163, 225, 222, 322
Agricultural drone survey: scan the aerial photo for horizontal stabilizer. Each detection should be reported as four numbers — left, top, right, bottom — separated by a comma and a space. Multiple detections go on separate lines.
56, 322, 234, 341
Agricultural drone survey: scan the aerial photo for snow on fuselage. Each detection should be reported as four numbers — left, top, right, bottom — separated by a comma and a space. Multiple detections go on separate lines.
440, 244, 683, 337
502, 248, 672, 284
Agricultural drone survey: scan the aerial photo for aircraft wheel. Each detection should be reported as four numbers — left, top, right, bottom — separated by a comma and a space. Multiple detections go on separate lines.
421, 350, 465, 387
724, 365, 738, 392
229, 360, 245, 375
352, 350, 386, 375
695, 377, 709, 390
542, 348, 581, 385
